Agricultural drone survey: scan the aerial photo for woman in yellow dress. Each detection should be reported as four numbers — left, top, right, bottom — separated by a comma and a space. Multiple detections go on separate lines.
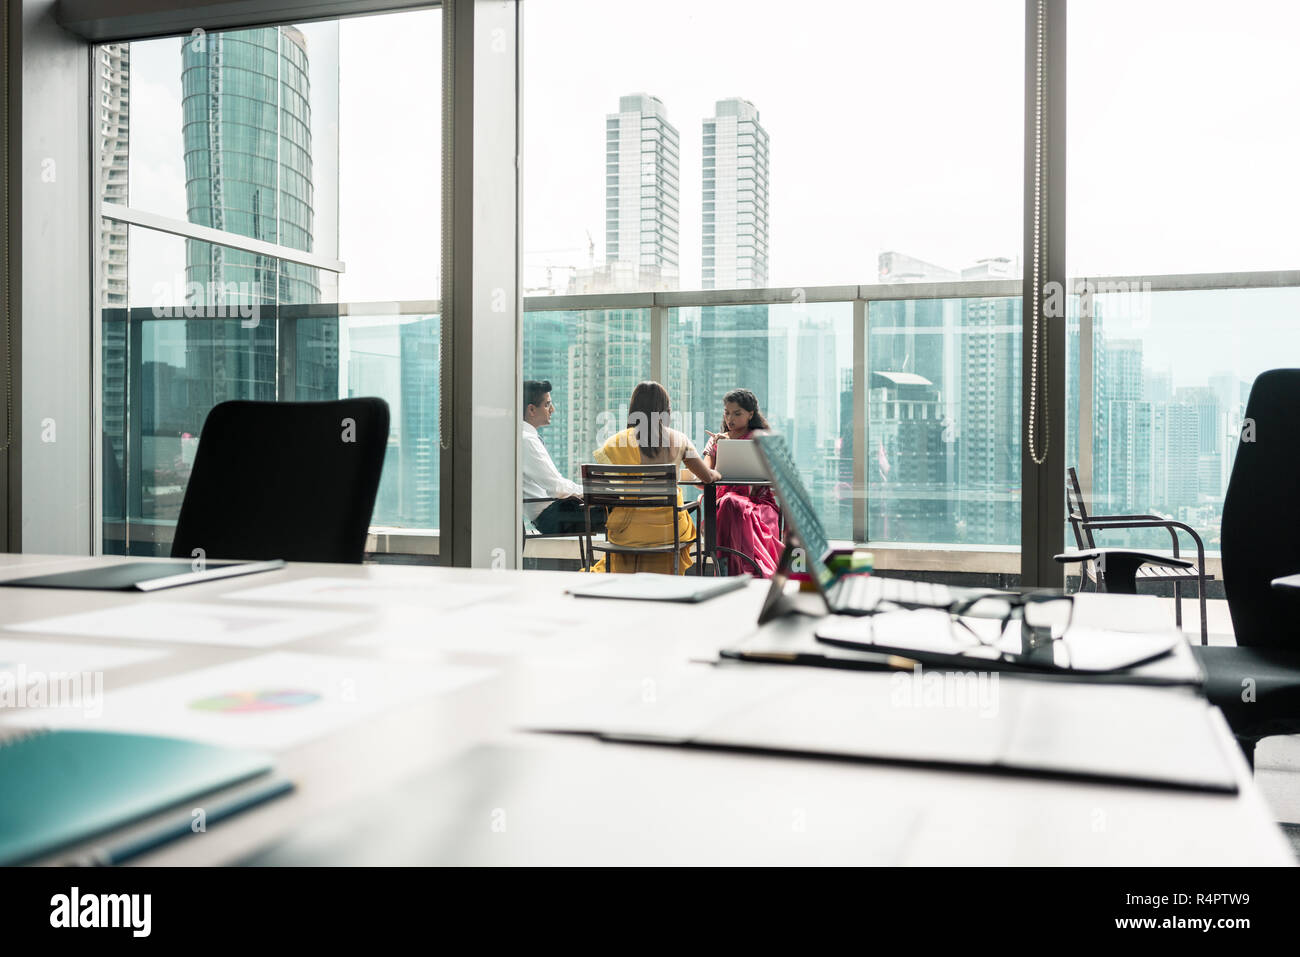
588, 381, 720, 574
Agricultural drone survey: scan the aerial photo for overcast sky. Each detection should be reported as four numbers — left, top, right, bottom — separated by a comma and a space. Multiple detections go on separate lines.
121, 0, 1299, 388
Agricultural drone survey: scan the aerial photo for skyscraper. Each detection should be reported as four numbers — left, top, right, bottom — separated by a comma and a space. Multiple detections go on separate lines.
1096, 337, 1144, 511
99, 42, 131, 546
550, 96, 677, 475
398, 318, 441, 527
1104, 339, 1144, 404
99, 43, 130, 309
1065, 295, 1107, 502
878, 251, 959, 284
1106, 399, 1156, 516
523, 311, 576, 480
1097, 338, 1149, 512
1144, 369, 1173, 403
1209, 371, 1245, 493
691, 303, 770, 437
605, 94, 679, 292
793, 316, 838, 476
181, 26, 329, 413
691, 99, 771, 436
565, 308, 651, 473
1174, 385, 1223, 503
957, 296, 1022, 545
1161, 399, 1202, 509
702, 98, 768, 290
346, 323, 403, 525
767, 333, 790, 436
868, 370, 951, 542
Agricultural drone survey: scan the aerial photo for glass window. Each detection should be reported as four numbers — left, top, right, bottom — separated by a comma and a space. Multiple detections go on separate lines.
523, 0, 1022, 295
98, 9, 442, 556
1068, 0, 1300, 556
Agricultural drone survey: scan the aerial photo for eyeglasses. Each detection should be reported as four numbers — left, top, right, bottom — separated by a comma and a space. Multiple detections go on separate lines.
945, 591, 1075, 661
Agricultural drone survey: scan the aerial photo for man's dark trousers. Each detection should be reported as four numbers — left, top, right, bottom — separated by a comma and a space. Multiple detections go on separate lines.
533, 498, 606, 535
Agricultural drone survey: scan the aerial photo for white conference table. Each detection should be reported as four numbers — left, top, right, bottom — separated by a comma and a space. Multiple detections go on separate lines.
0, 553, 1291, 866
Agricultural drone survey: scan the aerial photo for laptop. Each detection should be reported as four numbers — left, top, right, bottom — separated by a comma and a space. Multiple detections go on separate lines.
750, 431, 1009, 621
0, 559, 286, 592
713, 439, 770, 483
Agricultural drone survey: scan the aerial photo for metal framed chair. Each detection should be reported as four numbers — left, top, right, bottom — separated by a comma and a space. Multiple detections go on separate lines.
1054, 466, 1212, 644
711, 546, 763, 577
708, 509, 783, 577
579, 464, 701, 574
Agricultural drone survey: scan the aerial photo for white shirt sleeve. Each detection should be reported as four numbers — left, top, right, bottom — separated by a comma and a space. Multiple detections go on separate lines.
522, 429, 583, 500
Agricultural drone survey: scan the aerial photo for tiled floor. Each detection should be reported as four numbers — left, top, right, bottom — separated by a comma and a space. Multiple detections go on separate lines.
1169, 596, 1300, 852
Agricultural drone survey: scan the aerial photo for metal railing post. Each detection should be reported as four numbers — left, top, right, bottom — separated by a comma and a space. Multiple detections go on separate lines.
852, 297, 867, 542
649, 299, 668, 384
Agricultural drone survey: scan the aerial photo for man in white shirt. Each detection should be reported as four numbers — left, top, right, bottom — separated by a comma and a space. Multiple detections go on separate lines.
522, 380, 605, 535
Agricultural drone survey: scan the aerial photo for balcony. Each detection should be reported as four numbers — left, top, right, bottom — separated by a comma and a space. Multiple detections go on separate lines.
522, 269, 1300, 585
101, 269, 1299, 585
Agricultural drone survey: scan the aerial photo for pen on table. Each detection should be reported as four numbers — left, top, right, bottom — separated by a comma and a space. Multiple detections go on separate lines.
719, 649, 917, 672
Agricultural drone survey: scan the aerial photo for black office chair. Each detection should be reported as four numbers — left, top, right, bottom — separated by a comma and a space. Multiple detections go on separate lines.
171, 398, 390, 564
1173, 370, 1300, 768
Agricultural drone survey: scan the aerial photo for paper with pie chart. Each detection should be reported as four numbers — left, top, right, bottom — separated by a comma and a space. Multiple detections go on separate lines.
1, 651, 495, 750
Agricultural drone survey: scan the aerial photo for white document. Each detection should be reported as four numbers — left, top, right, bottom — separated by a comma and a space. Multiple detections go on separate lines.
526, 663, 810, 741
348, 602, 607, 660
0, 638, 167, 674
5, 602, 369, 648
2, 651, 495, 751
226, 576, 512, 611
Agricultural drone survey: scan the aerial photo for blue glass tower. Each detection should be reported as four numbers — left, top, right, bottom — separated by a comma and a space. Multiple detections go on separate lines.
181, 26, 331, 412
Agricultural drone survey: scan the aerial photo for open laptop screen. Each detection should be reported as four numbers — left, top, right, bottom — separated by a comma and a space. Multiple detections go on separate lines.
751, 431, 836, 591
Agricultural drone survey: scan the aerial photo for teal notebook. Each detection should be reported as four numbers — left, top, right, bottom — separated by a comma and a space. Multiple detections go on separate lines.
0, 728, 280, 864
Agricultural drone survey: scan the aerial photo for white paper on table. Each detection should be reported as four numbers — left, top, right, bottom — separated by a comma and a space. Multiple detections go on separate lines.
2, 651, 495, 751
347, 603, 604, 660
5, 602, 371, 648
0, 638, 168, 674
225, 576, 512, 611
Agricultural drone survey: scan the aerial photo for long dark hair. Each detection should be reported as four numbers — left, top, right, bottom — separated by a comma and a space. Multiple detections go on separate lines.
722, 388, 770, 434
627, 380, 673, 459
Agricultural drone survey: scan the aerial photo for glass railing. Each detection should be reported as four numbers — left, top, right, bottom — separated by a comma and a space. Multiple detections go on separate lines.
525, 271, 1300, 561
101, 303, 439, 556
521, 305, 652, 487
102, 271, 1299, 561
1064, 281, 1300, 555
867, 296, 1021, 547
663, 301, 855, 540
524, 283, 1022, 549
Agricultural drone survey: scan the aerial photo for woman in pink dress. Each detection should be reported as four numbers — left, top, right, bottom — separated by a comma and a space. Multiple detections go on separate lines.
701, 389, 783, 577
